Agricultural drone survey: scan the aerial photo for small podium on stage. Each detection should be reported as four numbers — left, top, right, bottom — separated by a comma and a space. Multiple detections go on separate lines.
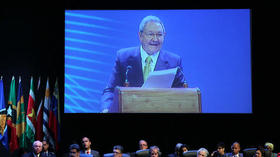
109, 87, 201, 113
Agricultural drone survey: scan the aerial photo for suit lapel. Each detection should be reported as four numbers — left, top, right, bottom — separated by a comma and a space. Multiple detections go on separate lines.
126, 47, 144, 86
155, 50, 170, 71
126, 48, 170, 86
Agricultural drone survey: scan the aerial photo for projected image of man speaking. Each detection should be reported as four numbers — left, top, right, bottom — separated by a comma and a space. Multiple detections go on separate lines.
100, 15, 185, 113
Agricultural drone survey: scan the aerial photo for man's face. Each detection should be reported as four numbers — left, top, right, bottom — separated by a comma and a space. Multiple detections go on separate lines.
182, 147, 188, 153
266, 146, 272, 151
232, 144, 240, 155
69, 149, 80, 157
33, 142, 43, 154
197, 151, 207, 157
217, 147, 225, 155
139, 140, 148, 150
82, 137, 91, 149
255, 150, 262, 157
42, 141, 49, 151
139, 21, 165, 55
151, 149, 159, 157
113, 149, 122, 157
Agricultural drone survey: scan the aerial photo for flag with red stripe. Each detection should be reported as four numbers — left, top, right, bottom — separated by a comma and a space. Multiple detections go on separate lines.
25, 77, 36, 148
49, 78, 60, 151
35, 77, 43, 141
43, 78, 55, 150
35, 100, 43, 141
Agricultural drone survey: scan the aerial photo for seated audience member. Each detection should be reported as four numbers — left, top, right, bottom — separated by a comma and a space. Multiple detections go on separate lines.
180, 144, 189, 153
81, 137, 100, 157
113, 145, 124, 157
69, 144, 81, 157
255, 146, 265, 157
264, 142, 274, 152
168, 143, 183, 157
139, 140, 149, 150
149, 146, 160, 157
42, 139, 56, 157
176, 143, 184, 157
211, 142, 226, 157
197, 148, 209, 157
227, 142, 243, 157
22, 140, 45, 157
264, 142, 277, 157
135, 140, 149, 157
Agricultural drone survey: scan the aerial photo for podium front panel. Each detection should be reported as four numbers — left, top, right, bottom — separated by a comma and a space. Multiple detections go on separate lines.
110, 87, 201, 113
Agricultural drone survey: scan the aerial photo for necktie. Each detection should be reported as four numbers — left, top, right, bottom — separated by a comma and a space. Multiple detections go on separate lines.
143, 56, 152, 82
87, 151, 90, 154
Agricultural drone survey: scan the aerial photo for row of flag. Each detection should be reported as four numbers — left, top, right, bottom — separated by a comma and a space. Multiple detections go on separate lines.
0, 76, 61, 152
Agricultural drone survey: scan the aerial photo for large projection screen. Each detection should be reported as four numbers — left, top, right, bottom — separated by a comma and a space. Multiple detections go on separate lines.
65, 9, 252, 113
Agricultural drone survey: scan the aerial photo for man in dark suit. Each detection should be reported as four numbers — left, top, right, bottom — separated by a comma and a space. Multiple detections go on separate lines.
80, 137, 100, 157
69, 144, 80, 157
101, 15, 185, 112
22, 140, 46, 157
42, 139, 56, 157
226, 142, 243, 157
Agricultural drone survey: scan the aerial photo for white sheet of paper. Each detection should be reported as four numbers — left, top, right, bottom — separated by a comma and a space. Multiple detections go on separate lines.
141, 67, 178, 88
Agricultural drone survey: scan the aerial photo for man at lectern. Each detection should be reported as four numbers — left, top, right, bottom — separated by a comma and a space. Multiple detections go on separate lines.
101, 15, 186, 113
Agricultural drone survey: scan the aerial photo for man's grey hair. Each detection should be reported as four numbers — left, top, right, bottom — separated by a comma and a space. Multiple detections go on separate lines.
197, 148, 209, 157
149, 145, 160, 156
175, 143, 183, 152
231, 142, 240, 149
33, 140, 43, 147
139, 15, 165, 33
113, 145, 124, 153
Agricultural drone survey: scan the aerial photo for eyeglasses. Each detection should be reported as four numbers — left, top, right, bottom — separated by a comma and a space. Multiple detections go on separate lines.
142, 32, 164, 39
139, 144, 147, 146
113, 151, 121, 154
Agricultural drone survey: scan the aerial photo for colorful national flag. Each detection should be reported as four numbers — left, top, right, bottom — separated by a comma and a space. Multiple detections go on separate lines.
43, 78, 55, 150
55, 79, 61, 141
35, 77, 43, 141
35, 100, 43, 141
16, 76, 27, 149
0, 78, 8, 150
7, 76, 19, 152
25, 77, 36, 148
49, 78, 60, 151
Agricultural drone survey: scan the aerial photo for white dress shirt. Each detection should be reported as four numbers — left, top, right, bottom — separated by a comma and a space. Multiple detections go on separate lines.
140, 45, 160, 73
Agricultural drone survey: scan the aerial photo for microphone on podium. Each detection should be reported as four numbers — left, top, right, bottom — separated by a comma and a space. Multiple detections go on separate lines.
124, 65, 132, 87
177, 66, 188, 88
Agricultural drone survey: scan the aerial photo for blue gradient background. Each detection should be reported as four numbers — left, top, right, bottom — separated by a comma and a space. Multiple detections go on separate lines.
64, 9, 251, 113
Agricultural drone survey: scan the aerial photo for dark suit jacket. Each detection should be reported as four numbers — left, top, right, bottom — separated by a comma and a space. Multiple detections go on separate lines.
0, 142, 10, 157
42, 151, 56, 157
101, 46, 185, 110
21, 152, 47, 157
80, 149, 100, 157
226, 153, 243, 157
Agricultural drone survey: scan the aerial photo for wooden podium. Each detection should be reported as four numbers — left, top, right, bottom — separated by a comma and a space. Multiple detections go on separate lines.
109, 87, 201, 113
